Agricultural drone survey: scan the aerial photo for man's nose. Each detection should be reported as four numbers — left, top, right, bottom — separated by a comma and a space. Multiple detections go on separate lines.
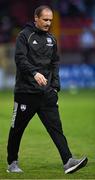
47, 20, 51, 26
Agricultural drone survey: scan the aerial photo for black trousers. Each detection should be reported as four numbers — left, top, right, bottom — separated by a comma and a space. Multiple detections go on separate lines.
7, 89, 72, 165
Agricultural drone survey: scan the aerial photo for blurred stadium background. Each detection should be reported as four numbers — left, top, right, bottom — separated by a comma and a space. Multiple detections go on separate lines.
0, 0, 95, 90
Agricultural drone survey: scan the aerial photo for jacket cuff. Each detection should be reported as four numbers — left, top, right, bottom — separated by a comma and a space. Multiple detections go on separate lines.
32, 71, 37, 76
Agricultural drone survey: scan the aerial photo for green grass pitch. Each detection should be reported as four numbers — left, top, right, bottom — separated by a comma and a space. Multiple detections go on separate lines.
0, 89, 95, 179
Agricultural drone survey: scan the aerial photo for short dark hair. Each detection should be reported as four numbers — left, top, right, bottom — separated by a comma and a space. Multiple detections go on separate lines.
34, 5, 53, 17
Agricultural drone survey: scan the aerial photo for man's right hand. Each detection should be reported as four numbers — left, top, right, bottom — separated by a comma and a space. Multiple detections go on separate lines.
34, 72, 48, 86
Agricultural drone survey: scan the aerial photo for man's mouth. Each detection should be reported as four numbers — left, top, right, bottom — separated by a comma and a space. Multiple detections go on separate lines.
44, 26, 49, 29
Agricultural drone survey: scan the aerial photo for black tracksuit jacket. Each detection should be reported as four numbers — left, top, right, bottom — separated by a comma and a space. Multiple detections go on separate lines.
14, 23, 60, 94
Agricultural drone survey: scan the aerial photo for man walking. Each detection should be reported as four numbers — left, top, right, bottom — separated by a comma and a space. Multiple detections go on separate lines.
7, 5, 88, 173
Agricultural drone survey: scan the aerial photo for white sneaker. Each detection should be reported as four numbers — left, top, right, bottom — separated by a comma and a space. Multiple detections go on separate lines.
64, 157, 88, 174
7, 161, 23, 173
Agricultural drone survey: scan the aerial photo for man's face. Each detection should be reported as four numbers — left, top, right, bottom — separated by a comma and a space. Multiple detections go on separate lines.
35, 9, 53, 32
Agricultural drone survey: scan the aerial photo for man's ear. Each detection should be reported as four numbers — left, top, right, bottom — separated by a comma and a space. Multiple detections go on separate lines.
34, 15, 38, 22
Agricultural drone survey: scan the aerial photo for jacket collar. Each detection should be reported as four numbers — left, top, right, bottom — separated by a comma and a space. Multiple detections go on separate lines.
25, 22, 47, 35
